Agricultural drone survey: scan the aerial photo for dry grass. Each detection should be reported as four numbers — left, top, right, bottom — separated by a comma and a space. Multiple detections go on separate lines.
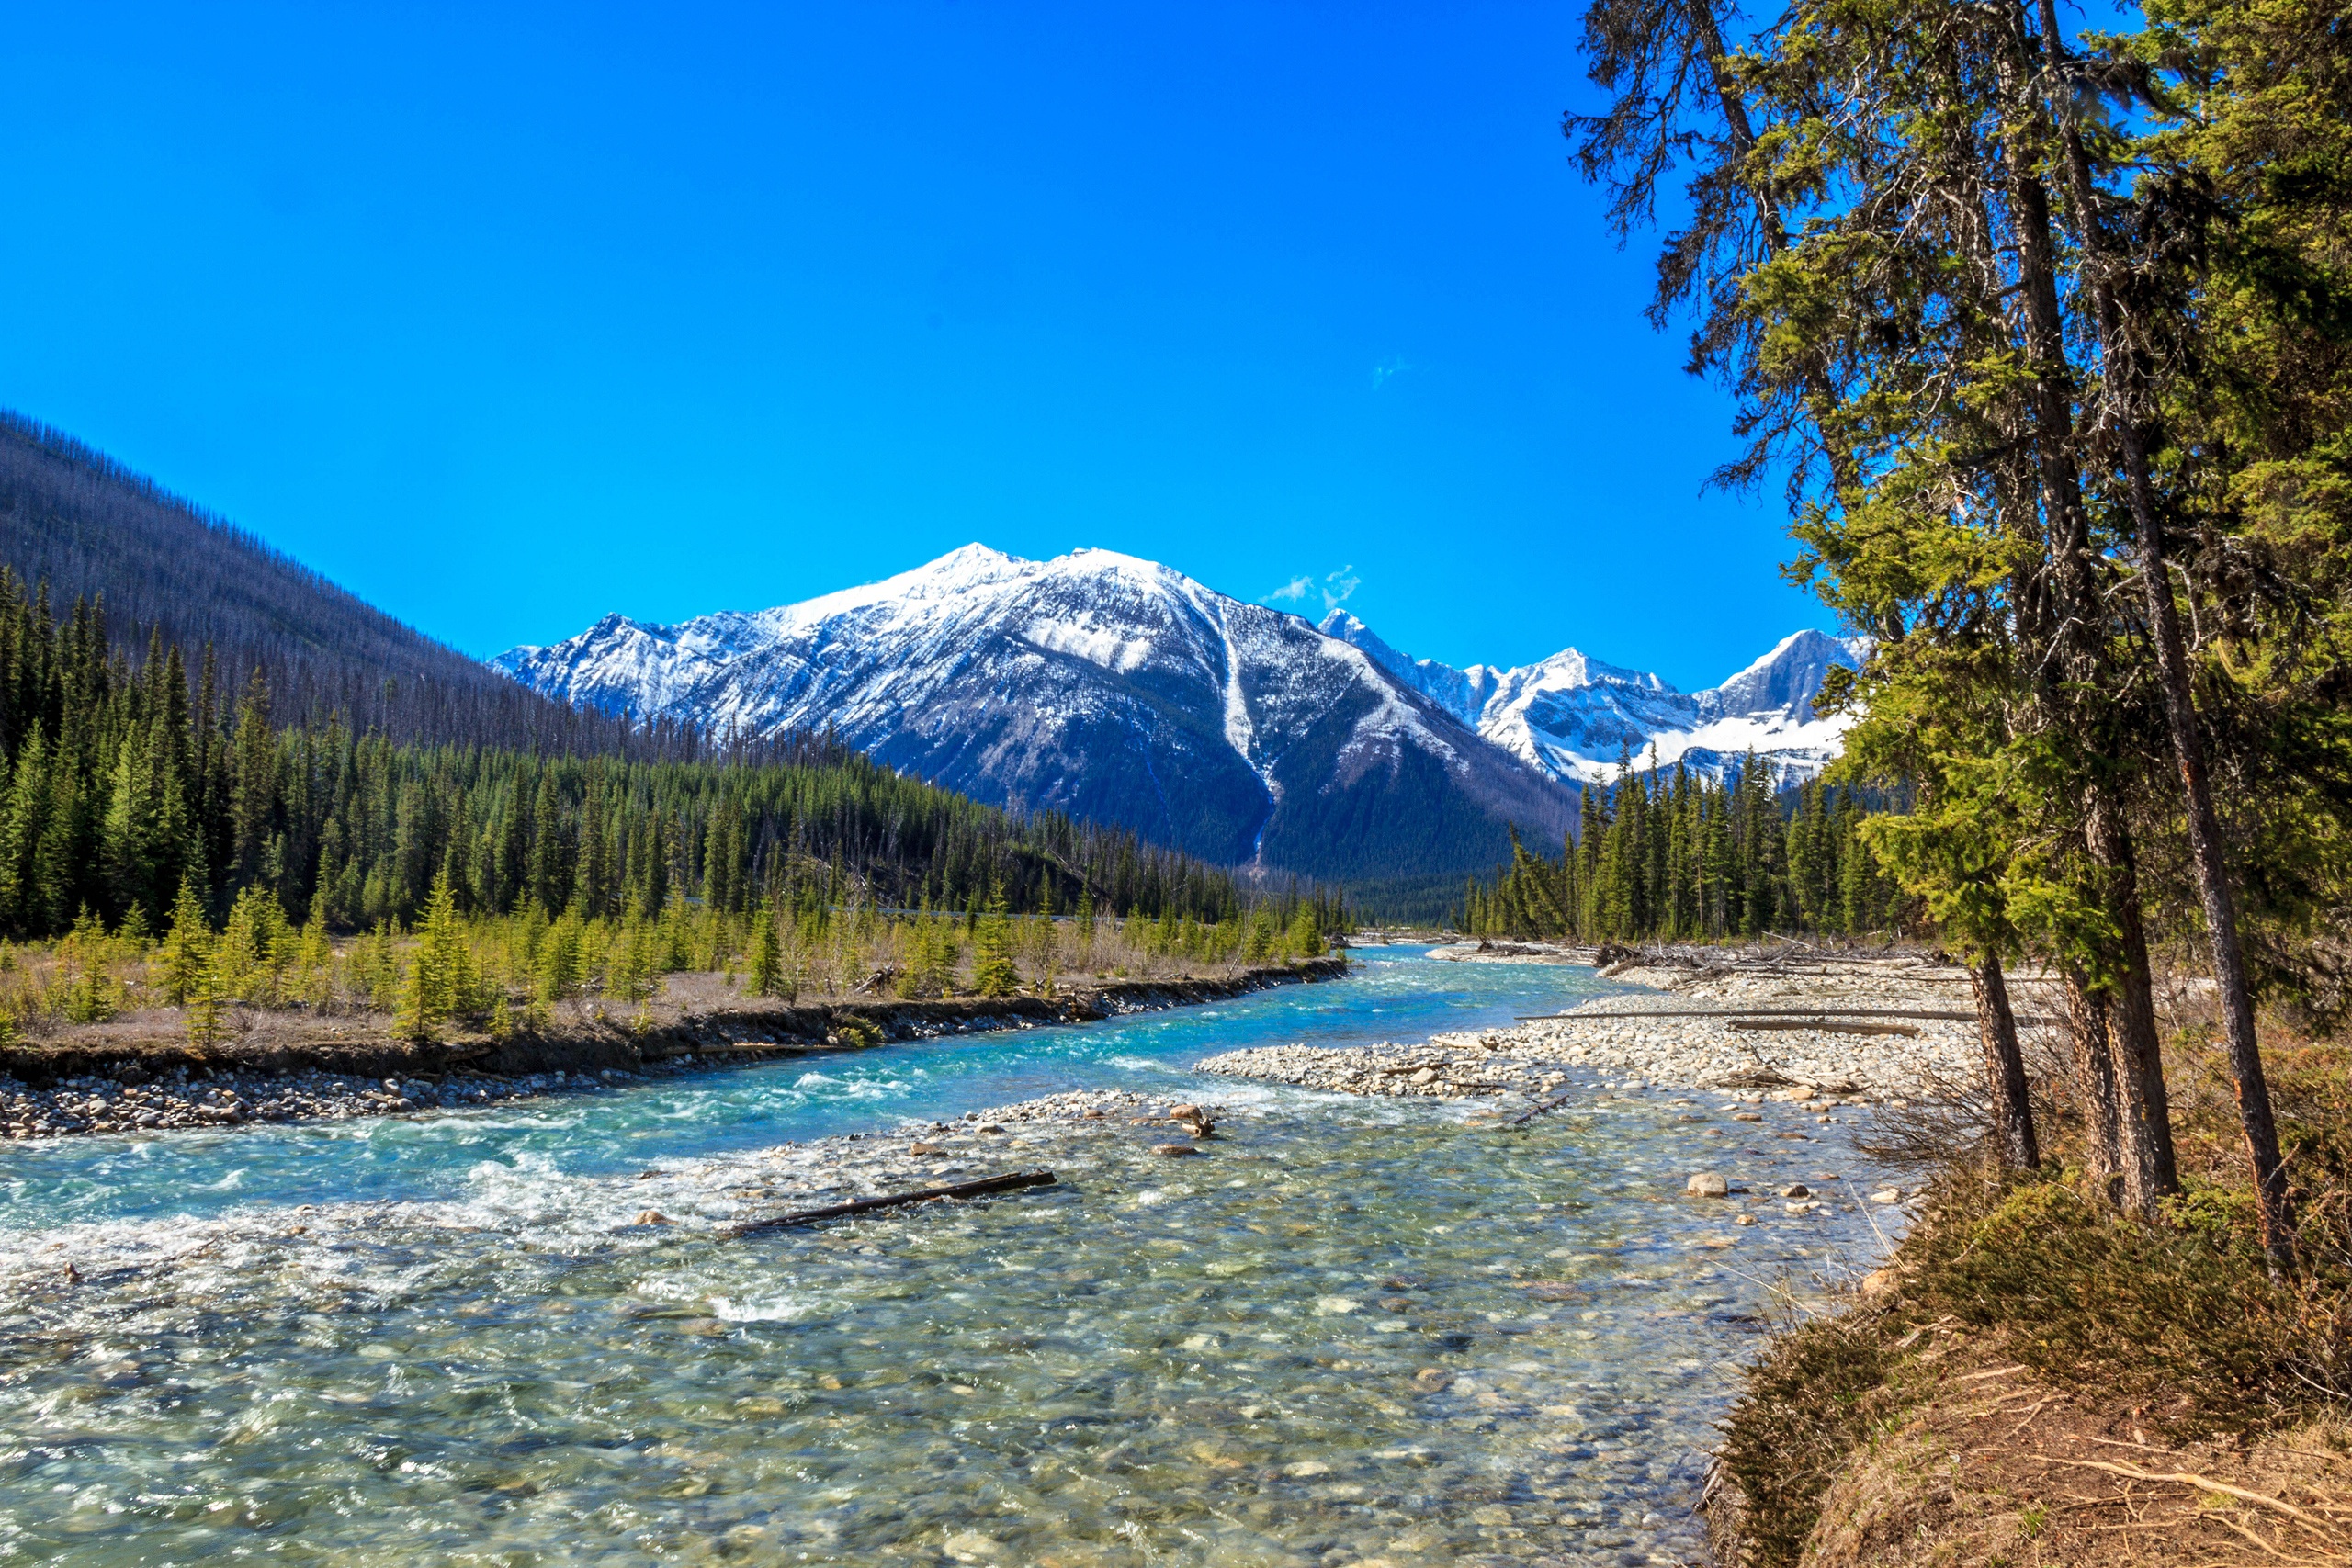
1714, 1003, 2352, 1566
0, 902, 1324, 1054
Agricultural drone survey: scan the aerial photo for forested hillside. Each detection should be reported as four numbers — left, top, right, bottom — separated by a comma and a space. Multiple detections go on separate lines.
0, 571, 1278, 941
0, 412, 654, 753
1460, 761, 1905, 940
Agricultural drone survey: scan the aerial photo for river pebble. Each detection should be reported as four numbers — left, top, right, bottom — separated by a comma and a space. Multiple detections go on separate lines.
1198, 960, 2006, 1101
0, 1066, 645, 1140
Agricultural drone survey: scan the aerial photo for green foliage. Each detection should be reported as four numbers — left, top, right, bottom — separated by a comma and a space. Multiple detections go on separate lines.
745, 908, 782, 998
1464, 766, 1905, 941
971, 889, 1017, 998
184, 953, 225, 1052
1566, 0, 2352, 1004
537, 906, 584, 1003
394, 873, 478, 1040
154, 890, 211, 1008
0, 569, 1255, 946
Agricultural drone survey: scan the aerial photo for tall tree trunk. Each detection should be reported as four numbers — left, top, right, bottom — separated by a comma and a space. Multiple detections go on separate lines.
2065, 966, 2125, 1197
2028, 0, 2296, 1272
2086, 791, 2180, 1217
2119, 438, 2296, 1266
1972, 951, 2040, 1168
1994, 28, 2179, 1217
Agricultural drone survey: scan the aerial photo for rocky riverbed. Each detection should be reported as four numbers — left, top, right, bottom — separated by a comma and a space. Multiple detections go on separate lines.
1, 948, 1924, 1567
1198, 954, 2027, 1102
0, 1064, 639, 1139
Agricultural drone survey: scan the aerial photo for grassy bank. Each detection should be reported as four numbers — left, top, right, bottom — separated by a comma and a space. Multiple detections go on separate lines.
0, 887, 1330, 1050
1708, 1013, 2352, 1566
0, 887, 1344, 1109
0, 957, 1345, 1103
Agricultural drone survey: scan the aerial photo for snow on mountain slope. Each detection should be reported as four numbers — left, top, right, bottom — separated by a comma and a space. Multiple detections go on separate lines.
497, 547, 1577, 882
1317, 615, 1866, 788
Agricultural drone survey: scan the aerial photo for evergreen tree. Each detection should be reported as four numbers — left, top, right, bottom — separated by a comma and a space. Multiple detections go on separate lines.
746, 906, 783, 998
157, 876, 212, 1005
971, 887, 1017, 997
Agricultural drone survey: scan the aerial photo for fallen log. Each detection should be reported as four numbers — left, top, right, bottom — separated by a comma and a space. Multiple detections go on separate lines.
733, 1169, 1057, 1235
1728, 1018, 1922, 1037
1514, 1006, 2059, 1024
1500, 1091, 1576, 1127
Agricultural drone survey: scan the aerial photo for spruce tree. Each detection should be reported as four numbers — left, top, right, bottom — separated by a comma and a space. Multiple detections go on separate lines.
158, 876, 212, 1005
746, 907, 782, 998
184, 950, 226, 1052
972, 887, 1017, 997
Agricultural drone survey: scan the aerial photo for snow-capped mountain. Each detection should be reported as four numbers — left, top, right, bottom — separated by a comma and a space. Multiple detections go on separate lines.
496, 546, 1579, 883
1318, 612, 1865, 789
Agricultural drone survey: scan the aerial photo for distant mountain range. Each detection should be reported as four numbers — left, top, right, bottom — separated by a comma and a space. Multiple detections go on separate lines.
497, 546, 1864, 886
1317, 613, 1864, 790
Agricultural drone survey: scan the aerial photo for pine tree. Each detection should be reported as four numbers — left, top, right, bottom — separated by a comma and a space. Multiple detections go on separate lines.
972, 887, 1017, 997
539, 904, 584, 1002
157, 875, 212, 1005
185, 950, 226, 1051
746, 907, 783, 998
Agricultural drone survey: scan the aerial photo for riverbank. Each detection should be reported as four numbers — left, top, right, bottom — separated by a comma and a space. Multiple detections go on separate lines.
1694, 977, 2352, 1567
0, 945, 1894, 1567
1199, 953, 1996, 1100
0, 957, 1345, 1139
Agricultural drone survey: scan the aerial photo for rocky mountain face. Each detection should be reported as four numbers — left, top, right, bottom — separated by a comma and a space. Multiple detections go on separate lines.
495, 547, 1580, 883
1318, 613, 1865, 790
498, 546, 1861, 885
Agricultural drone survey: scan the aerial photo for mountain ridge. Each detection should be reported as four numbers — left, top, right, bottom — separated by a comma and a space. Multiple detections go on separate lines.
1317, 611, 1865, 789
498, 546, 1865, 887
0, 408, 639, 753
497, 546, 1583, 886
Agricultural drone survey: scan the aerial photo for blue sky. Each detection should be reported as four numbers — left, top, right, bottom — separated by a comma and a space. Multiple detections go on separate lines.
0, 1, 1838, 691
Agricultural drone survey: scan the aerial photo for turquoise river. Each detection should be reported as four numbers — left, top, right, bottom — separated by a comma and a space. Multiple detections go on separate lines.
0, 947, 1903, 1567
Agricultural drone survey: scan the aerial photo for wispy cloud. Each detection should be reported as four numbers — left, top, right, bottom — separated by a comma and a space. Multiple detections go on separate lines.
1269, 566, 1363, 617
1267, 574, 1314, 603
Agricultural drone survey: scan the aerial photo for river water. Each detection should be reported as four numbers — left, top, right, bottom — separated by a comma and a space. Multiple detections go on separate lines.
0, 948, 1899, 1567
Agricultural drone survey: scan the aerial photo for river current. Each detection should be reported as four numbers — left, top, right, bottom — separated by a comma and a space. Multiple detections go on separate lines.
0, 948, 1900, 1566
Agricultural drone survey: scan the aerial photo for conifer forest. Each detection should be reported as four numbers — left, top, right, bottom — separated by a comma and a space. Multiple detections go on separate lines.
0, 570, 1341, 1041
1460, 764, 1905, 941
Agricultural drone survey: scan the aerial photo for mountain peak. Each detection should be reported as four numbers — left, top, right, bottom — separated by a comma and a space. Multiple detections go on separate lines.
497, 545, 1577, 884
1702, 627, 1866, 722
1312, 612, 1858, 786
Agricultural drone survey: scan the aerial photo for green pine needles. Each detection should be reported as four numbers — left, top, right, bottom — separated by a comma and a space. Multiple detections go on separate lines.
1463, 761, 1905, 942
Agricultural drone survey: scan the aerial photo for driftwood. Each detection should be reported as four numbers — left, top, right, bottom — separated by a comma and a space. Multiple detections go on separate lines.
1729, 1018, 1923, 1037
734, 1169, 1057, 1235
1514, 1006, 2060, 1024
1501, 1091, 1576, 1127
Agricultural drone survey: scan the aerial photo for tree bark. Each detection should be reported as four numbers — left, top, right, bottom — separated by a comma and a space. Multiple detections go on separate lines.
2120, 435, 2296, 1267
2027, 0, 2296, 1272
2065, 966, 2125, 1198
1971, 952, 2040, 1169
1993, 22, 2179, 1218
2085, 792, 2180, 1218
